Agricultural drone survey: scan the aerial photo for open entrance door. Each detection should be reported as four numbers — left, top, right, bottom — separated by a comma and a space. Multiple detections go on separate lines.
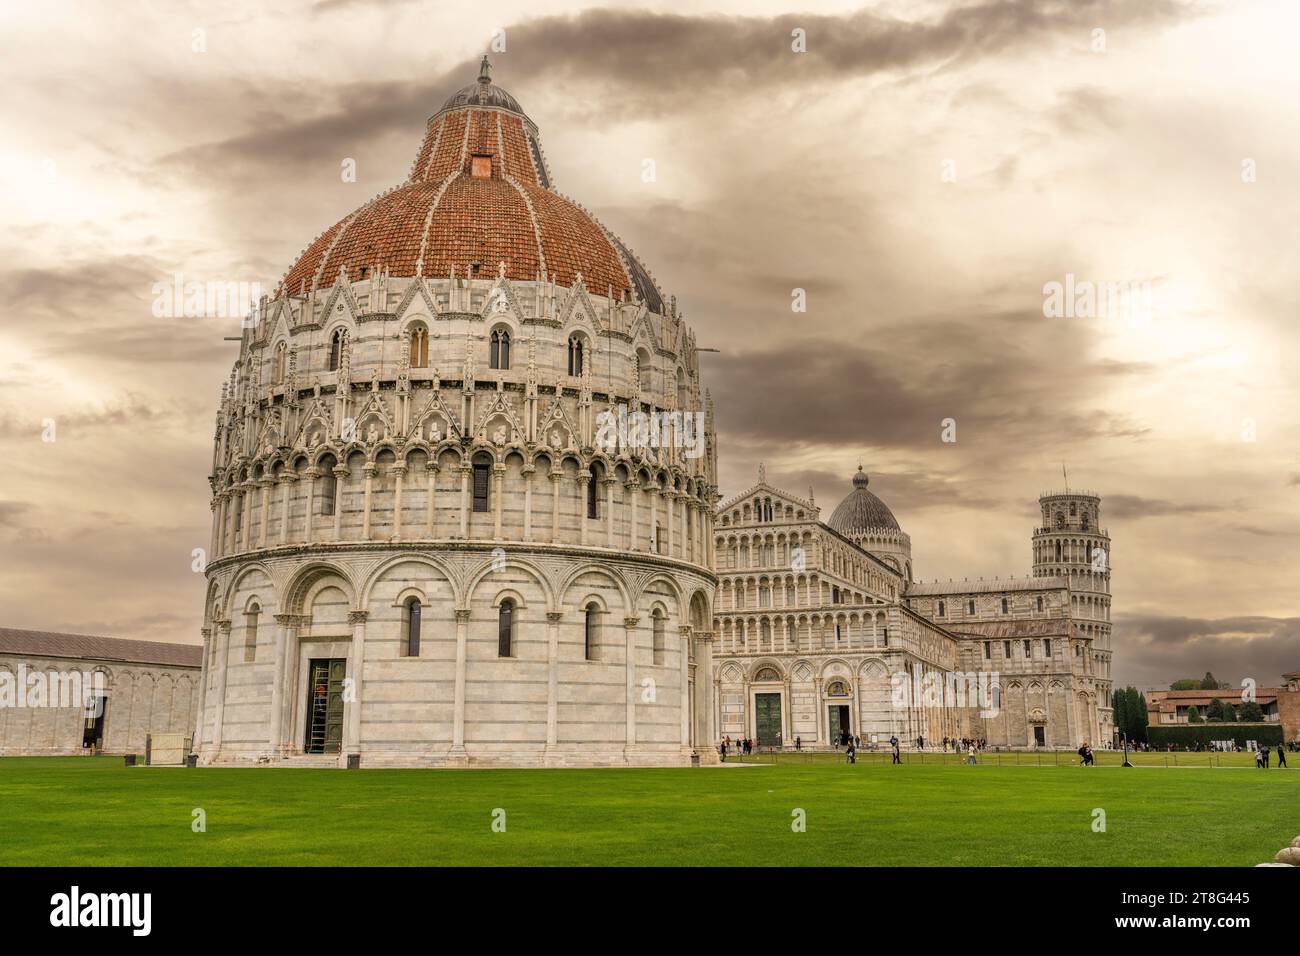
83, 696, 106, 752
828, 704, 850, 745
305, 659, 347, 754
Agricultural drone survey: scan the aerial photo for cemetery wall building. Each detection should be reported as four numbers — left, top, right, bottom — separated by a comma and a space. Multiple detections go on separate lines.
711, 469, 1113, 750
0, 627, 200, 755
195, 60, 719, 768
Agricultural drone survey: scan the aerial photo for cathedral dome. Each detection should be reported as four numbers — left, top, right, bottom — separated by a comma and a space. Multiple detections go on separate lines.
828, 466, 901, 533
276, 57, 665, 314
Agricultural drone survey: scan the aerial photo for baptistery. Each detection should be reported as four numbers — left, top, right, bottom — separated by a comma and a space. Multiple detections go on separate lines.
195, 58, 719, 767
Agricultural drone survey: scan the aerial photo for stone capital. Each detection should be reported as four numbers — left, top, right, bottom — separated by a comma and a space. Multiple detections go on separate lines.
347, 610, 369, 625
546, 611, 564, 623
454, 608, 472, 622
623, 616, 640, 628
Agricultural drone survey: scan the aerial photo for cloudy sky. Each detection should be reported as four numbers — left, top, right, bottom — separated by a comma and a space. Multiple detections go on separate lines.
2, 0, 1298, 690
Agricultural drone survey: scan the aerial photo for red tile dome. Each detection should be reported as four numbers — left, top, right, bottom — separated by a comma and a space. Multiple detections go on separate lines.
277, 57, 664, 313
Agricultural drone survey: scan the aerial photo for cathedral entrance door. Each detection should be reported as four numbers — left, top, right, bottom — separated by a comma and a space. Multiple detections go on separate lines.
305, 659, 347, 754
755, 693, 782, 747
1033, 725, 1045, 748
828, 704, 850, 745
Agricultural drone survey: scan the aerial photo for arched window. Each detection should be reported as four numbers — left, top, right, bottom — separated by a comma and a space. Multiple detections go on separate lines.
968, 599, 975, 615
1081, 513, 1090, 530
243, 603, 259, 662
587, 464, 600, 519
409, 325, 429, 368
472, 460, 490, 512
273, 343, 287, 385
1070, 503, 1077, 516
635, 349, 651, 390
938, 600, 946, 617
489, 328, 510, 369
1055, 540, 1063, 561
404, 597, 421, 657
1001, 597, 1009, 614
652, 609, 665, 665
319, 457, 338, 515
1036, 596, 1044, 612
329, 328, 346, 372
568, 336, 585, 376
676, 367, 687, 409
498, 599, 514, 658
584, 603, 600, 660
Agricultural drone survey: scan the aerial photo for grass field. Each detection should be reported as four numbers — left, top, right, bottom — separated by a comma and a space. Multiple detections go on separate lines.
1, 756, 1295, 866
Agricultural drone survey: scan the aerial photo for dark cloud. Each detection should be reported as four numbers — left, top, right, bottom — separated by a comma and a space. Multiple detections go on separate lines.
1105, 494, 1232, 520
165, 1, 1208, 182
706, 321, 1151, 456
1115, 613, 1300, 689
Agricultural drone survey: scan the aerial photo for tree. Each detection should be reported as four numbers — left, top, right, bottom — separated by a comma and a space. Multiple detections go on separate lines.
1238, 701, 1264, 722
1201, 672, 1224, 690
1206, 697, 1225, 721
1112, 687, 1149, 744
1170, 679, 1201, 690
1186, 705, 1201, 724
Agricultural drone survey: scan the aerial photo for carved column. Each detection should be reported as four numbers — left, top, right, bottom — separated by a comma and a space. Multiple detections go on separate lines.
663, 489, 675, 556
578, 472, 591, 547
332, 465, 349, 540
492, 463, 505, 539
343, 610, 368, 758
694, 630, 719, 762
521, 464, 535, 541
304, 468, 320, 542
604, 476, 616, 547
391, 464, 406, 540
257, 478, 273, 548
209, 620, 232, 752
361, 464, 377, 540
626, 479, 639, 550
449, 608, 471, 760
269, 613, 301, 756
678, 626, 692, 751
193, 626, 212, 751
624, 616, 639, 752
546, 610, 562, 752
458, 464, 471, 538
424, 462, 438, 536
549, 469, 562, 541
278, 473, 296, 546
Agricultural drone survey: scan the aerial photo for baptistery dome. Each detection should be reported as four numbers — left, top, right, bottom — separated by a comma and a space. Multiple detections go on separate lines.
278, 55, 664, 315
195, 58, 718, 771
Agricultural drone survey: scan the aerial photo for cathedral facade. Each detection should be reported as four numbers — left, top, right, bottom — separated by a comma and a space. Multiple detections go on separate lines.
712, 468, 1113, 750
195, 60, 719, 768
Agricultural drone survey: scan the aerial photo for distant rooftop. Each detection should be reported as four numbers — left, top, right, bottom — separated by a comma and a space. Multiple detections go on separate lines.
0, 626, 202, 668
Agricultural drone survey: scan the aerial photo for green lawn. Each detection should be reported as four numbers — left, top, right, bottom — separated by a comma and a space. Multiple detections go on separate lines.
0, 756, 1295, 866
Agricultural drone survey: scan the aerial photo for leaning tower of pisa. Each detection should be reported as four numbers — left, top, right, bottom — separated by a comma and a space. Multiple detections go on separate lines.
1031, 491, 1113, 743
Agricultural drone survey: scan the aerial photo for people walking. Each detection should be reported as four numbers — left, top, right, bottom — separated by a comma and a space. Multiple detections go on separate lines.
1277, 745, 1287, 768
966, 744, 977, 765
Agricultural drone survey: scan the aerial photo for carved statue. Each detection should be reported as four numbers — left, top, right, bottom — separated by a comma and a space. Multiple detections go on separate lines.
367, 422, 379, 444
550, 429, 564, 449
428, 420, 442, 443
493, 424, 508, 446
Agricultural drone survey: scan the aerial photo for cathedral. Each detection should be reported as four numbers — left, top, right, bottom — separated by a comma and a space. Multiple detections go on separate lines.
195, 60, 1112, 767
713, 468, 1113, 750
